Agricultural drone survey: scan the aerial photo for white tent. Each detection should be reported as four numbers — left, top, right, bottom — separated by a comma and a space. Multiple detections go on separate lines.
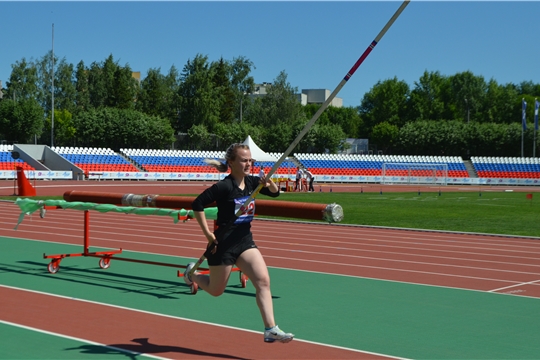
242, 135, 278, 162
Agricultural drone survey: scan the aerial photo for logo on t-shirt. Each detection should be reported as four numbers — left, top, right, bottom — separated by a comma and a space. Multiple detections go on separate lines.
234, 196, 255, 224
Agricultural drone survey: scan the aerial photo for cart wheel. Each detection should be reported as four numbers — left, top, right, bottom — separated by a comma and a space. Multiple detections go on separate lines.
190, 282, 198, 295
47, 261, 59, 274
240, 272, 248, 288
99, 257, 111, 269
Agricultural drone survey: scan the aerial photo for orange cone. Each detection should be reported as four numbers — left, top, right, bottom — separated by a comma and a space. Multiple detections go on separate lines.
16, 166, 36, 196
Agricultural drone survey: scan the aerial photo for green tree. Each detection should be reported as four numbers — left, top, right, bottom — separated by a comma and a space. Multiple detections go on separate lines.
164, 65, 182, 125
87, 61, 107, 108
396, 120, 442, 155
212, 57, 236, 124
177, 54, 220, 133
304, 104, 362, 138
6, 58, 39, 102
74, 60, 90, 113
311, 123, 347, 153
136, 66, 181, 126
371, 121, 399, 154
54, 60, 77, 114
112, 64, 137, 109
136, 68, 168, 116
517, 81, 540, 96
408, 70, 446, 121
35, 51, 56, 113
34, 51, 77, 115
214, 121, 262, 148
229, 56, 256, 121
74, 107, 174, 150
93, 54, 138, 109
244, 71, 306, 151
187, 123, 213, 150
263, 122, 294, 152
0, 99, 44, 143
101, 55, 118, 108
85, 55, 136, 109
447, 71, 487, 123
481, 80, 518, 124
358, 77, 410, 136
42, 109, 76, 146
256, 71, 305, 128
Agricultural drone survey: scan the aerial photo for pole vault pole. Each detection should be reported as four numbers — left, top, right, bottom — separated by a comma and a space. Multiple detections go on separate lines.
190, 0, 410, 275
249, 0, 410, 205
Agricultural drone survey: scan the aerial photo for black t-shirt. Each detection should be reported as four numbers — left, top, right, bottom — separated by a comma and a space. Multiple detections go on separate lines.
191, 175, 279, 242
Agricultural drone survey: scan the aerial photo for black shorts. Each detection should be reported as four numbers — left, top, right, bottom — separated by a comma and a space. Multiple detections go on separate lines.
205, 233, 257, 266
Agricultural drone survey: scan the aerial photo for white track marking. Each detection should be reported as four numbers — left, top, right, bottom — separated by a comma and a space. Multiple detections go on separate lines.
489, 280, 540, 293
0, 319, 169, 359
0, 285, 404, 358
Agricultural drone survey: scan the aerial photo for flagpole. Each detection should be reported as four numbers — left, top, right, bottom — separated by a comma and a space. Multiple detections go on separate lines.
522, 98, 526, 158
534, 98, 538, 158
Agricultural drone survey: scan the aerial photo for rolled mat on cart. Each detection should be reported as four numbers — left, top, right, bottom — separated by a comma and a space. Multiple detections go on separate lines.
63, 190, 343, 223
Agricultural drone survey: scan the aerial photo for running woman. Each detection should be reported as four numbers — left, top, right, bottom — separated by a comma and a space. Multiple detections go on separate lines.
185, 143, 294, 343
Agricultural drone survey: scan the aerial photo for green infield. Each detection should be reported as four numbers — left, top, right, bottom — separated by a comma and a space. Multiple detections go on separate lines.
257, 191, 540, 237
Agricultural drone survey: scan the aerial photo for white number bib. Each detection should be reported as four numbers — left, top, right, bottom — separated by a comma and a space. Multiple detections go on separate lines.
234, 196, 255, 224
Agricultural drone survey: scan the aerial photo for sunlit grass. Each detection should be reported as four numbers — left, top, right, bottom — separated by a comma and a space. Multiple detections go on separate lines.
262, 191, 540, 237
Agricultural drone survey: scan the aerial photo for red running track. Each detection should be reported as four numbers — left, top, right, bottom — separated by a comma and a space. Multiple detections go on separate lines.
2, 201, 540, 298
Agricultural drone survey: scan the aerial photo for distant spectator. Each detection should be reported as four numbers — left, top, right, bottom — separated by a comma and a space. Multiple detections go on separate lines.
294, 167, 304, 191
305, 168, 315, 192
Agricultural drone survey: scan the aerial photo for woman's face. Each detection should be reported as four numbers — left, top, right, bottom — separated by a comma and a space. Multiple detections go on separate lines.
229, 148, 253, 177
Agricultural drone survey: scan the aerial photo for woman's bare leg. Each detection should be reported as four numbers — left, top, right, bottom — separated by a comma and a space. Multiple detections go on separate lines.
235, 248, 275, 328
191, 264, 233, 297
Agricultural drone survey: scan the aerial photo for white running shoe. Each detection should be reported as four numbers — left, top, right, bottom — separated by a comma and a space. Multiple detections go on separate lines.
183, 262, 195, 286
264, 326, 294, 343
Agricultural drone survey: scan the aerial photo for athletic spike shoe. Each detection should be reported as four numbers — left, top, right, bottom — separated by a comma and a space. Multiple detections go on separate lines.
183, 262, 195, 286
264, 326, 294, 343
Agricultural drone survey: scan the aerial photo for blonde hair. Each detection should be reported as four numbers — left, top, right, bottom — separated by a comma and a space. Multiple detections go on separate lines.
204, 143, 250, 173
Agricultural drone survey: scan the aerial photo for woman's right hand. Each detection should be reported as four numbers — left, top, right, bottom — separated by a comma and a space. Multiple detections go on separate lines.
205, 233, 218, 254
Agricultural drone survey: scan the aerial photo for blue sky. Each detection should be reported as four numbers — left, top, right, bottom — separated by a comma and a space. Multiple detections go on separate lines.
1, 1, 539, 107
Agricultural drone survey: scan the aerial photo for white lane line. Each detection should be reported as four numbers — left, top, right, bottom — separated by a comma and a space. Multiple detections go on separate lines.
0, 319, 169, 360
0, 284, 402, 358
489, 279, 540, 293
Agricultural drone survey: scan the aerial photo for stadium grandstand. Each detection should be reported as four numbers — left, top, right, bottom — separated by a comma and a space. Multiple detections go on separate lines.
0, 144, 34, 171
471, 156, 540, 179
294, 153, 468, 178
1, 145, 540, 185
52, 146, 139, 174
120, 148, 295, 176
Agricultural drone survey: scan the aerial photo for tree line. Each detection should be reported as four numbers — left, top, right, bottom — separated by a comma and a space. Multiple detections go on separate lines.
1, 51, 539, 157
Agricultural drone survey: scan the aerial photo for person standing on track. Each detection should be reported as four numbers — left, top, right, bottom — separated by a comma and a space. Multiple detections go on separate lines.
294, 167, 304, 192
305, 168, 315, 192
185, 143, 294, 343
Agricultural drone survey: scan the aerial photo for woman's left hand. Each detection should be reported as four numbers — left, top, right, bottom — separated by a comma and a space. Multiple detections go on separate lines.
259, 175, 271, 187
259, 174, 278, 193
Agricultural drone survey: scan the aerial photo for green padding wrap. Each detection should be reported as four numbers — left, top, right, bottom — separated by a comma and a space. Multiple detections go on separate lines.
13, 198, 217, 230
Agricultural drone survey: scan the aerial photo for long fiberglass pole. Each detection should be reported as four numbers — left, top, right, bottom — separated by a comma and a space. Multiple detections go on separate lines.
190, 0, 410, 275
242, 0, 410, 209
